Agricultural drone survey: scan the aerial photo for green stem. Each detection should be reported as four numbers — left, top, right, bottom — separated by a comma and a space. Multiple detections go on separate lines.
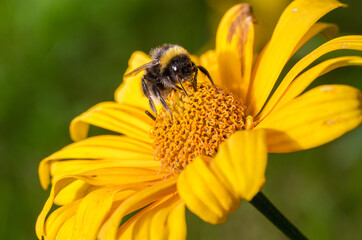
250, 192, 308, 240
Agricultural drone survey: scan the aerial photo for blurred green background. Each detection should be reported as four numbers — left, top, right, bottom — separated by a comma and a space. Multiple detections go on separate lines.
0, 0, 361, 239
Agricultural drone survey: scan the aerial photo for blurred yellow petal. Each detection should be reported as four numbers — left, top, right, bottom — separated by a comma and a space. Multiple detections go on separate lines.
70, 101, 153, 142
39, 135, 154, 189
211, 130, 267, 200
115, 51, 151, 110
257, 85, 362, 152
167, 200, 186, 240
132, 195, 184, 240
72, 187, 119, 240
98, 178, 177, 240
248, 0, 346, 116
216, 3, 255, 99
56, 215, 76, 240
261, 56, 362, 120
178, 155, 239, 224
178, 168, 225, 224
259, 36, 362, 120
189, 54, 200, 66
45, 200, 80, 240
292, 22, 339, 56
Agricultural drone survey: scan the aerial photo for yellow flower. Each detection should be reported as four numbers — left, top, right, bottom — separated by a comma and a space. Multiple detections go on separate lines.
36, 0, 362, 239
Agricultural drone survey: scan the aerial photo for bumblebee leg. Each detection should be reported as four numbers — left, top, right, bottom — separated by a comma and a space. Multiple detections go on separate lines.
142, 77, 157, 116
191, 62, 198, 91
170, 70, 188, 96
198, 65, 217, 89
145, 110, 156, 121
152, 85, 173, 121
167, 76, 182, 91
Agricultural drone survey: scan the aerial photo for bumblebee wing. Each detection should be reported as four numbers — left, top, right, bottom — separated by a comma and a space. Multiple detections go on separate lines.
124, 60, 160, 78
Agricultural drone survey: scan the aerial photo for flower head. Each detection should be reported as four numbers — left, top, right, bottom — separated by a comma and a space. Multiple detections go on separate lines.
37, 0, 362, 239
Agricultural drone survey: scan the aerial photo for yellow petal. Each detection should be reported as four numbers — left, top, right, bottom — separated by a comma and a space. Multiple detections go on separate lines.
291, 22, 339, 56
259, 36, 362, 120
36, 178, 75, 239
72, 187, 120, 240
116, 203, 147, 240
47, 167, 162, 210
177, 155, 239, 224
70, 101, 153, 142
261, 56, 362, 120
55, 215, 76, 240
54, 179, 134, 207
132, 195, 184, 240
177, 130, 267, 224
58, 167, 164, 187
36, 175, 144, 239
216, 3, 255, 99
211, 130, 267, 201
189, 54, 200, 67
98, 178, 177, 240
167, 200, 186, 240
54, 180, 97, 206
45, 200, 80, 240
257, 85, 362, 152
199, 50, 220, 85
247, 0, 346, 116
115, 51, 151, 110
51, 159, 160, 182
39, 135, 154, 189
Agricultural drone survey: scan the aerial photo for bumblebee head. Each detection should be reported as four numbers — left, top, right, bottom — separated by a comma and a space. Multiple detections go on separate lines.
169, 54, 194, 81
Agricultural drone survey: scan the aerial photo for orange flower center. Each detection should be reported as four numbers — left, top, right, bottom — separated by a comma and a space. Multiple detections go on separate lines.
150, 83, 248, 173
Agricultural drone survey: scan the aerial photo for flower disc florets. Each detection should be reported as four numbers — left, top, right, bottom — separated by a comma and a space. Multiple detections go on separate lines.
150, 83, 247, 173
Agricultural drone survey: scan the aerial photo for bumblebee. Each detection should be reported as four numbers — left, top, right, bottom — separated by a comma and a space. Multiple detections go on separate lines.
124, 44, 216, 118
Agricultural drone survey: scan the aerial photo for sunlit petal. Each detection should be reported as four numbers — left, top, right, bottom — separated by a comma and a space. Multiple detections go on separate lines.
216, 3, 255, 99
248, 0, 346, 116
72, 187, 120, 240
115, 51, 151, 110
260, 56, 362, 120
257, 85, 362, 152
199, 50, 220, 85
56, 215, 76, 240
178, 130, 267, 224
36, 178, 75, 239
45, 200, 80, 240
54, 180, 97, 206
70, 101, 153, 142
131, 195, 185, 240
39, 135, 154, 189
177, 155, 239, 224
258, 36, 362, 120
291, 22, 339, 56
211, 130, 267, 200
98, 178, 177, 240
